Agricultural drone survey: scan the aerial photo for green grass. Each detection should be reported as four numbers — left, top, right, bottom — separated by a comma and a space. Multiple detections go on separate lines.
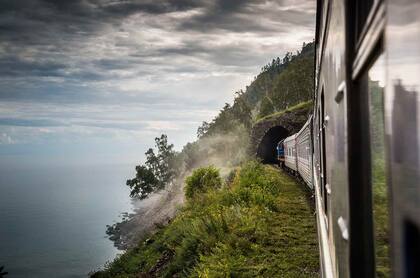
91, 161, 319, 277
372, 158, 390, 277
256, 100, 313, 123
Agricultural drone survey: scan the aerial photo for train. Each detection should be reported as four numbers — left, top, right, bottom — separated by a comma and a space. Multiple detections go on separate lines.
275, 0, 420, 277
278, 117, 314, 189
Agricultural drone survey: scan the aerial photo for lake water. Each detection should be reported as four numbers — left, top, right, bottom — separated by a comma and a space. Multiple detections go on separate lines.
0, 163, 135, 277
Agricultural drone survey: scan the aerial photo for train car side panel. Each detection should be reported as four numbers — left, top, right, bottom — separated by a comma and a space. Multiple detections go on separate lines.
315, 0, 349, 276
284, 135, 297, 171
296, 117, 313, 189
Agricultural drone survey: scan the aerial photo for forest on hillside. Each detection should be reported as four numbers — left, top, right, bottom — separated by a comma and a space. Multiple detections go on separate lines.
197, 41, 314, 138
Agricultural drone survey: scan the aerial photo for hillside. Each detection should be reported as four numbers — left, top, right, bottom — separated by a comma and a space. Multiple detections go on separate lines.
92, 42, 318, 277
92, 162, 319, 277
196, 41, 314, 138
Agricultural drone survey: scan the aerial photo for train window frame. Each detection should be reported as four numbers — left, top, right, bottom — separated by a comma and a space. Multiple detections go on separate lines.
348, 1, 387, 275
355, 0, 382, 46
350, 34, 386, 277
352, 0, 385, 81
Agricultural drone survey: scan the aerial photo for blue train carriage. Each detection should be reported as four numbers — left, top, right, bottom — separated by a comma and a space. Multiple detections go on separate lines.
296, 116, 314, 189
276, 139, 285, 167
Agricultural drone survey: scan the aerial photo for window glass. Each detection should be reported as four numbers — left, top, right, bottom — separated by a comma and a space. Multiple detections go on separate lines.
368, 53, 390, 277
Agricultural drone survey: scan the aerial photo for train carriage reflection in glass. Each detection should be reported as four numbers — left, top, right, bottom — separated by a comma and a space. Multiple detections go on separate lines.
275, 0, 420, 277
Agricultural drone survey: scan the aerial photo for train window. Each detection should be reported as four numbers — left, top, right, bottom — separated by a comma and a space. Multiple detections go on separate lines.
367, 53, 390, 276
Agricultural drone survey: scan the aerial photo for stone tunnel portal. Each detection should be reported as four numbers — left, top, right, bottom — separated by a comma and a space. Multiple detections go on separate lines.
256, 126, 289, 164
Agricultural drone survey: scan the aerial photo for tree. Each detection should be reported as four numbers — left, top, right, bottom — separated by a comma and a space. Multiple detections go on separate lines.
232, 90, 252, 129
197, 121, 210, 138
181, 142, 201, 170
258, 95, 275, 118
126, 134, 178, 199
126, 165, 158, 199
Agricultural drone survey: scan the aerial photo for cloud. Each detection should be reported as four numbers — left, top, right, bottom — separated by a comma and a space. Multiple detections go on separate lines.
0, 55, 68, 77
0, 133, 14, 144
0, 0, 315, 160
0, 118, 65, 127
0, 0, 315, 83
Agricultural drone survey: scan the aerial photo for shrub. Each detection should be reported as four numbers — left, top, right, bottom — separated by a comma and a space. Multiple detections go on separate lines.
225, 168, 238, 186
185, 166, 222, 199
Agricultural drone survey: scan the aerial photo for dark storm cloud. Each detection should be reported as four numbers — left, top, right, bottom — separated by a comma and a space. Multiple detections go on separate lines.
0, 55, 67, 77
99, 0, 200, 16
0, 0, 315, 85
0, 0, 315, 144
179, 0, 275, 32
0, 0, 197, 43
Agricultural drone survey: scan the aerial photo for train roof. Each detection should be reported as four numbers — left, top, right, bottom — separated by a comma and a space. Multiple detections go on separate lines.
283, 134, 297, 143
296, 116, 312, 137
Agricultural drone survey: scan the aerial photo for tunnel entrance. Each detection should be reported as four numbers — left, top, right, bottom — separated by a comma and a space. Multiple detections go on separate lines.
256, 126, 289, 164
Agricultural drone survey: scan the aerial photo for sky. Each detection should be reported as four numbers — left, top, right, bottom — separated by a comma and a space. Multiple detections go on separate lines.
0, 0, 315, 168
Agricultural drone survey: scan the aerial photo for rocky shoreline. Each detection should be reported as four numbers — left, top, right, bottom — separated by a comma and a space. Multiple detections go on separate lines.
105, 179, 185, 250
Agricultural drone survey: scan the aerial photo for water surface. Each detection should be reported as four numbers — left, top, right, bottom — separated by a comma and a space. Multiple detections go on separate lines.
0, 163, 134, 277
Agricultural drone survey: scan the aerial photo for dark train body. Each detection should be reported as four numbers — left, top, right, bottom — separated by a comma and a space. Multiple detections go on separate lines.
277, 0, 420, 277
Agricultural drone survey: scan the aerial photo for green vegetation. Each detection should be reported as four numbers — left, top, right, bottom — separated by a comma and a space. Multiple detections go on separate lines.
92, 162, 319, 277
126, 135, 179, 199
99, 42, 318, 277
257, 43, 314, 119
196, 42, 314, 139
185, 166, 222, 199
372, 158, 390, 277
369, 79, 390, 277
256, 100, 313, 123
